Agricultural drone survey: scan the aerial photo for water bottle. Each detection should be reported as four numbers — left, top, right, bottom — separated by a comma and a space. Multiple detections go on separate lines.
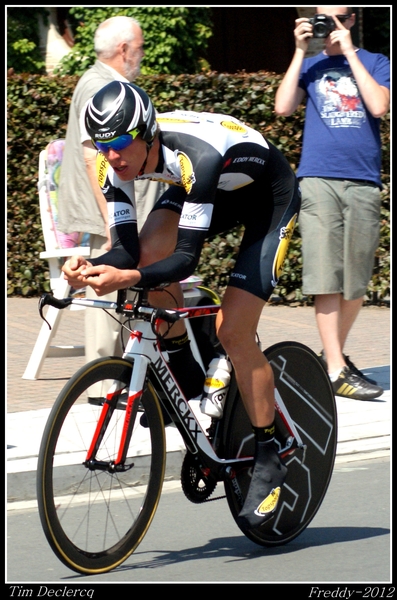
200, 356, 232, 419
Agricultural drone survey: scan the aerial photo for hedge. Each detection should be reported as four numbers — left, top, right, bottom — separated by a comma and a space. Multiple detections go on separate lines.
7, 72, 390, 303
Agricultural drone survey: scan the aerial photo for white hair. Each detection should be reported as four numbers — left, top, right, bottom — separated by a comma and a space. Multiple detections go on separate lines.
94, 16, 141, 59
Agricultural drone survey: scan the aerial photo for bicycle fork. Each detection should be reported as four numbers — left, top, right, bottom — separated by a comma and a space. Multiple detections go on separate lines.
84, 348, 151, 473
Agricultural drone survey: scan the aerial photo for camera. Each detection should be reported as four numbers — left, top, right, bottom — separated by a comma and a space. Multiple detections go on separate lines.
309, 14, 335, 38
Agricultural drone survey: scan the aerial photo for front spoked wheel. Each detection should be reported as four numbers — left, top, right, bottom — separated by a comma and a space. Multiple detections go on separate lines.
224, 341, 337, 546
36, 357, 166, 574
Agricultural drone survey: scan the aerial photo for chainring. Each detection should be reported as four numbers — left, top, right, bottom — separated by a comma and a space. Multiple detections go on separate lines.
181, 451, 218, 503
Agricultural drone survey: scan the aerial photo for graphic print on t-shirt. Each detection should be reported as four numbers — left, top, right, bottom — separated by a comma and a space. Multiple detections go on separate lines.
315, 67, 365, 128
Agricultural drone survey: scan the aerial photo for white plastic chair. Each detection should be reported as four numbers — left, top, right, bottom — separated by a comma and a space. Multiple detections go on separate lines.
22, 140, 90, 380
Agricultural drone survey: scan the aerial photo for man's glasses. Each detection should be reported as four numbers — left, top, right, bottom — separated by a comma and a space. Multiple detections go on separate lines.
93, 128, 140, 153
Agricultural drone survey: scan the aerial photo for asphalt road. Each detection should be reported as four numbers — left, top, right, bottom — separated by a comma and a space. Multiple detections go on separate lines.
6, 456, 390, 586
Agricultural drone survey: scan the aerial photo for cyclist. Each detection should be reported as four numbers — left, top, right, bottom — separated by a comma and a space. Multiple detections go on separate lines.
62, 81, 301, 529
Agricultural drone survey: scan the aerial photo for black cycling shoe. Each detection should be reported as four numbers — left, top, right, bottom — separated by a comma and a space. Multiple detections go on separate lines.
237, 440, 287, 530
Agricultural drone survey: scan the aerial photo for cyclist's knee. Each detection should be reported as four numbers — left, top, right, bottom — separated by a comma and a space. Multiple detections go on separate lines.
216, 321, 244, 355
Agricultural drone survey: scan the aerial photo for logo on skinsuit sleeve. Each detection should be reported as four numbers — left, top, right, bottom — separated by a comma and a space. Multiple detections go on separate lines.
97, 153, 110, 189
221, 120, 247, 134
271, 213, 298, 286
177, 151, 196, 194
254, 487, 281, 516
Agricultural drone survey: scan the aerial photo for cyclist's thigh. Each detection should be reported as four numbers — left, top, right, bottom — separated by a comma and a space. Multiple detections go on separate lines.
225, 179, 300, 301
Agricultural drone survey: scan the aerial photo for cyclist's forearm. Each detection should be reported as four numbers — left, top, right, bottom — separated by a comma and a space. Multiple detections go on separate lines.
90, 246, 138, 270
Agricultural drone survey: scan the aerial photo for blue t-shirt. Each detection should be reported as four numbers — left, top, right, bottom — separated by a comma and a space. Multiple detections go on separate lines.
297, 49, 390, 188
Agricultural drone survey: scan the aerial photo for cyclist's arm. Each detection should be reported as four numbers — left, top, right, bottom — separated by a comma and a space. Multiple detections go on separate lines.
138, 219, 207, 287
136, 146, 222, 286
89, 216, 140, 270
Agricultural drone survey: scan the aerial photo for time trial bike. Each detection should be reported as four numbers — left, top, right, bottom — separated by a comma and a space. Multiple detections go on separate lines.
36, 279, 337, 575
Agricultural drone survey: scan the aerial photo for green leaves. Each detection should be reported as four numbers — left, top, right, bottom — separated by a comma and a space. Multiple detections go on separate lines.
7, 72, 390, 302
53, 7, 213, 77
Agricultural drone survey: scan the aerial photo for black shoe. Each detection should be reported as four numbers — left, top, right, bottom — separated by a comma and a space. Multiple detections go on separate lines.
318, 350, 378, 385
237, 441, 287, 530
343, 355, 378, 385
332, 366, 384, 400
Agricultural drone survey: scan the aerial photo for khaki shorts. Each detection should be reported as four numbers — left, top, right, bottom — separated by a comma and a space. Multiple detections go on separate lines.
298, 177, 381, 300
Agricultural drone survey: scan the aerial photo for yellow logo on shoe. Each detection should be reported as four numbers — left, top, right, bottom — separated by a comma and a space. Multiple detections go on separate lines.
255, 487, 281, 516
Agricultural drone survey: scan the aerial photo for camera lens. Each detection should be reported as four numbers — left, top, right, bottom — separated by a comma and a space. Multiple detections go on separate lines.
315, 23, 327, 35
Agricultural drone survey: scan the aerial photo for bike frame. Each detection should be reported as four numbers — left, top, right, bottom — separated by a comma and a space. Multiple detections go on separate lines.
39, 290, 307, 483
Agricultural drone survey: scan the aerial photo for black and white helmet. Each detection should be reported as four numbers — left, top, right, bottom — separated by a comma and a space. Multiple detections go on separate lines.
85, 81, 157, 143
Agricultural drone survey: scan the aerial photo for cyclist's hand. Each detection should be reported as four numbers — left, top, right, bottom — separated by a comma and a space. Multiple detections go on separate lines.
62, 256, 92, 289
80, 264, 141, 296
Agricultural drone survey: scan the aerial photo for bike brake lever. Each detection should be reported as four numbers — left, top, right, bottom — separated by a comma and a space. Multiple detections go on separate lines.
38, 294, 73, 329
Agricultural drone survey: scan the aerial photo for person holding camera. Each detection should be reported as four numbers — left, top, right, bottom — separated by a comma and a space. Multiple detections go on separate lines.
275, 7, 390, 400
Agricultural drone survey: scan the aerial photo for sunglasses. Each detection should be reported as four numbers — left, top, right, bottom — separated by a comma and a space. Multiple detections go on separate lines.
93, 128, 140, 153
335, 14, 351, 22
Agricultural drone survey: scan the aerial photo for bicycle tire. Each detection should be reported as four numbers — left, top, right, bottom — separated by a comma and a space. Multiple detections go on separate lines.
223, 341, 337, 546
36, 357, 166, 574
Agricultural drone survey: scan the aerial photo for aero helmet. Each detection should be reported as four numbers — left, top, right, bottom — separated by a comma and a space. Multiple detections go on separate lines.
85, 81, 157, 144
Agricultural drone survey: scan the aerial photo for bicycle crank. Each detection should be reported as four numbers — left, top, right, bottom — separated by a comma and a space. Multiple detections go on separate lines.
180, 451, 220, 503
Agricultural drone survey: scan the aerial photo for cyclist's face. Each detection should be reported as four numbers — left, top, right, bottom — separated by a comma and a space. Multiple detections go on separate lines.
103, 136, 148, 181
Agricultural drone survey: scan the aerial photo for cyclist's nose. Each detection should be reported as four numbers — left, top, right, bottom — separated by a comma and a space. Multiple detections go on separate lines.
106, 148, 122, 160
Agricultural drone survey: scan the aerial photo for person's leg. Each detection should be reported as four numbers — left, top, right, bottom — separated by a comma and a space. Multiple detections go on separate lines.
216, 286, 273, 427
216, 287, 287, 529
315, 293, 363, 375
314, 180, 383, 394
215, 163, 299, 528
339, 296, 364, 348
